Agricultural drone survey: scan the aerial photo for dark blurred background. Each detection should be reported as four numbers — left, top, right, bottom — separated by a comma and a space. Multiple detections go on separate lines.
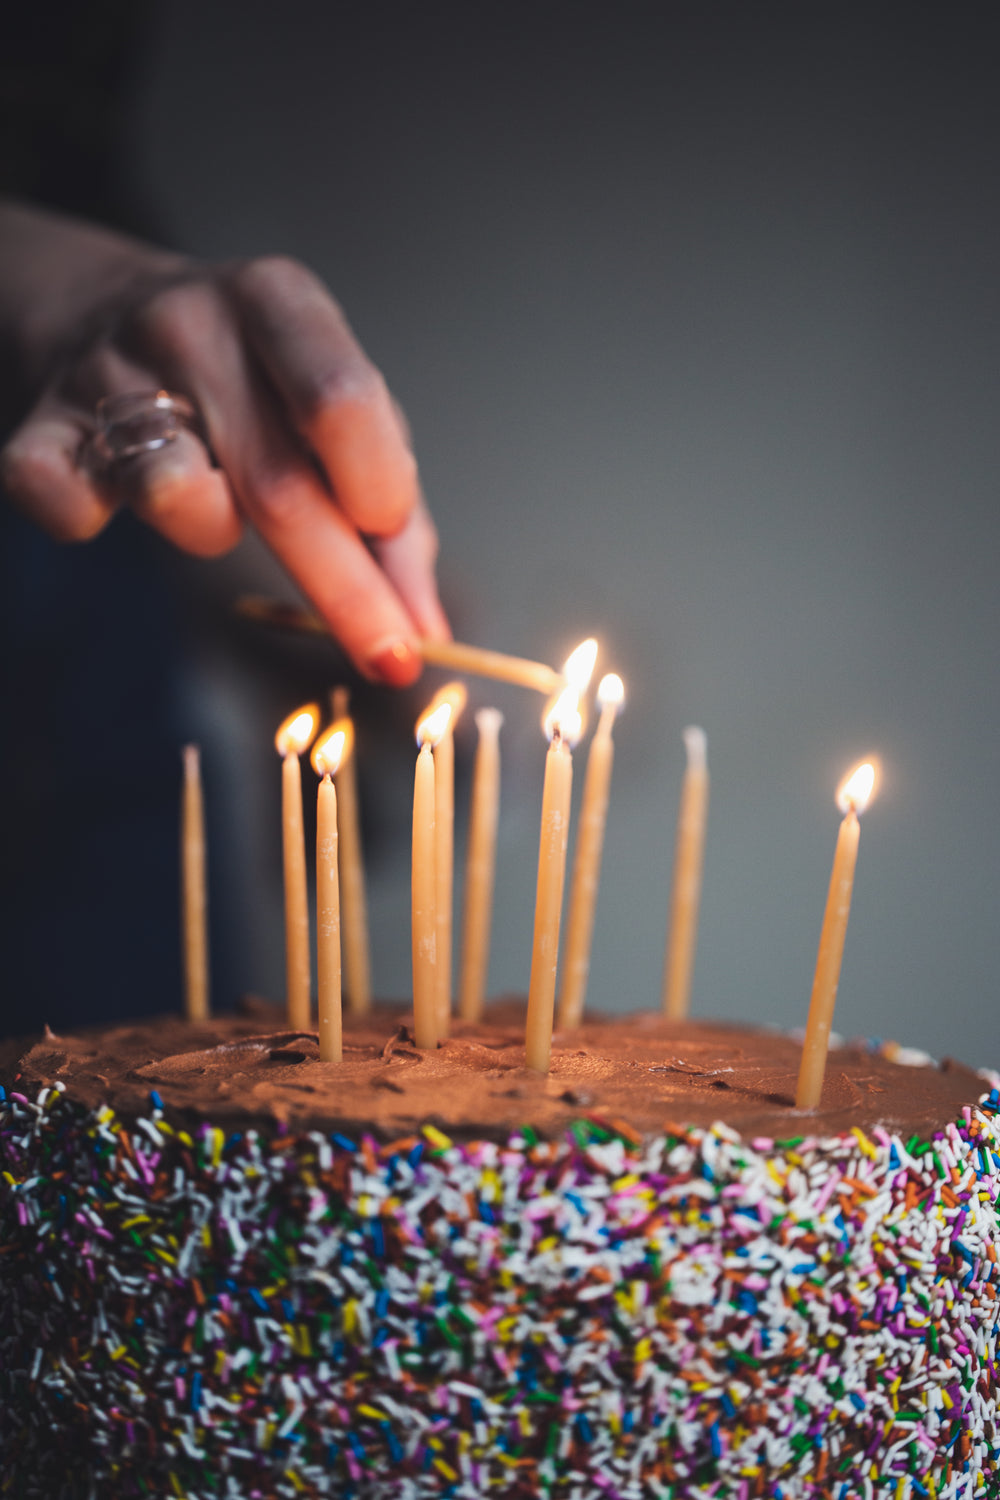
2, 4, 998, 1063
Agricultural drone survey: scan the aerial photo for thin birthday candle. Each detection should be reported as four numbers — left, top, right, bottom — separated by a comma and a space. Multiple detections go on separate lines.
458, 707, 503, 1022
423, 682, 467, 1039
275, 704, 320, 1031
662, 727, 709, 1020
557, 674, 625, 1029
525, 686, 582, 1073
796, 759, 878, 1110
311, 720, 353, 1063
180, 744, 209, 1022
412, 701, 452, 1049
330, 686, 371, 1014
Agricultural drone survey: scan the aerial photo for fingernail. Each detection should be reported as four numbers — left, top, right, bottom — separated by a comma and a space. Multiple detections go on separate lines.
368, 638, 421, 686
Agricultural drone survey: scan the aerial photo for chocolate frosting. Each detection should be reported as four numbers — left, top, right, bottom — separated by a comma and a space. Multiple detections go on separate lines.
4, 999, 985, 1142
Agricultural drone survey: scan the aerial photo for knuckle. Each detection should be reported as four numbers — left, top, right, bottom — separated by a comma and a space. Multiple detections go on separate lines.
312, 362, 385, 419
248, 471, 312, 528
128, 281, 216, 358
231, 253, 326, 306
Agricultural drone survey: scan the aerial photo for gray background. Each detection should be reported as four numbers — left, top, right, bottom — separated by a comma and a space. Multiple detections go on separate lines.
123, 5, 998, 1062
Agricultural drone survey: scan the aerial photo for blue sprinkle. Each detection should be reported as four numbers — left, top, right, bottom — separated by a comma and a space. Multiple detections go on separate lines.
326, 1443, 339, 1464
341, 1244, 354, 1266
792, 1262, 815, 1275
227, 1132, 242, 1148
332, 1339, 345, 1360
721, 1392, 736, 1418
348, 1432, 366, 1461
839, 1486, 851, 1500
478, 1200, 495, 1224
623, 1409, 634, 1433
190, 1372, 202, 1411
913, 1483, 928, 1496
889, 1143, 900, 1169
249, 1288, 269, 1313
0, 1085, 7, 1102
989, 1089, 1000, 1107
331, 1132, 356, 1151
565, 1191, 586, 1215
149, 1090, 163, 1110
371, 1219, 385, 1257
471, 1399, 484, 1421
849, 1392, 866, 1412
373, 1326, 389, 1349
408, 1141, 425, 1168
737, 1289, 758, 1315
386, 1427, 403, 1463
282, 1299, 295, 1321
375, 1290, 390, 1318
575, 1414, 593, 1444
710, 1422, 721, 1458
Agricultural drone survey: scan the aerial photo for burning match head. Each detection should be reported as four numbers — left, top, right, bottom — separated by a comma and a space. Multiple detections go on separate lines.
836, 759, 879, 816
310, 719, 354, 778
275, 704, 321, 757
563, 638, 598, 694
426, 680, 468, 728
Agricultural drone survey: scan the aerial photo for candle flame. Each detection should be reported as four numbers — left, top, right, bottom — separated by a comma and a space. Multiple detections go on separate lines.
563, 638, 598, 693
416, 701, 452, 749
426, 679, 468, 725
836, 759, 877, 816
275, 703, 320, 757
683, 725, 707, 771
544, 686, 583, 746
311, 719, 354, 777
597, 673, 625, 712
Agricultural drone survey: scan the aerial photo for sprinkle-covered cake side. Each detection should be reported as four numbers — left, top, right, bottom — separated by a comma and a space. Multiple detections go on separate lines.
3, 1069, 1000, 1500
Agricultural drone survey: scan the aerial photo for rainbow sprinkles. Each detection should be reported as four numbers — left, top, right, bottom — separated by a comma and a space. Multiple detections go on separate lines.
3, 1037, 1000, 1498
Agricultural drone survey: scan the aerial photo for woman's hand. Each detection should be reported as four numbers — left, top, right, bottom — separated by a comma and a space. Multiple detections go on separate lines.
0, 200, 449, 684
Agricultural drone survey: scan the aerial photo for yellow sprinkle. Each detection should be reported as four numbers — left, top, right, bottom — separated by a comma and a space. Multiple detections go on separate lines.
896, 1481, 907, 1500
423, 1125, 452, 1151
852, 1127, 877, 1159
211, 1128, 224, 1166
434, 1459, 458, 1482
169, 1475, 184, 1498
343, 1301, 357, 1336
178, 1130, 193, 1147
201, 1225, 212, 1248
153, 1248, 177, 1266
215, 1349, 227, 1376
635, 1337, 652, 1363
941, 1388, 953, 1409
358, 1404, 389, 1422
285, 1468, 305, 1492
110, 1345, 127, 1362
2, 1173, 18, 1188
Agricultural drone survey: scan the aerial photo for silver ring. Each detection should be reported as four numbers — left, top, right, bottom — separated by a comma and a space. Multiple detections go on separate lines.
91, 390, 199, 464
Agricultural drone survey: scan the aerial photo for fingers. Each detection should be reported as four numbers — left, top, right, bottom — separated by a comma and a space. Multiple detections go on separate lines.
124, 277, 425, 682
371, 490, 451, 641
1, 408, 116, 542
110, 431, 243, 558
228, 256, 420, 538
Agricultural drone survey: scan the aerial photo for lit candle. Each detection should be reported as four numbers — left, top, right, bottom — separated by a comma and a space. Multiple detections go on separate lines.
796, 760, 878, 1110
311, 721, 353, 1063
423, 682, 467, 1039
557, 674, 625, 1030
412, 702, 452, 1049
525, 687, 582, 1073
180, 744, 209, 1022
662, 727, 710, 1020
275, 704, 320, 1031
458, 707, 503, 1022
330, 686, 371, 1014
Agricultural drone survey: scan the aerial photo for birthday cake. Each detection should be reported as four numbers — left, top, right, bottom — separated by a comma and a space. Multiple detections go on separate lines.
2, 1003, 1000, 1499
